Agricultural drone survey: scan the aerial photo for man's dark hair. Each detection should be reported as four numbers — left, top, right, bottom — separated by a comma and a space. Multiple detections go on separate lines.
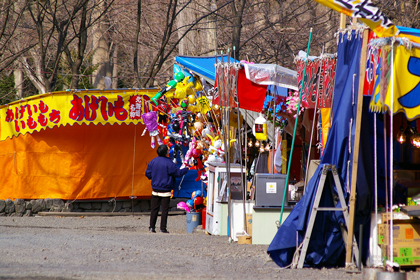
157, 144, 168, 157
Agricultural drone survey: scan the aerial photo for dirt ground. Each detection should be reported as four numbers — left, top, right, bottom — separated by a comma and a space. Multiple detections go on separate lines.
0, 214, 419, 280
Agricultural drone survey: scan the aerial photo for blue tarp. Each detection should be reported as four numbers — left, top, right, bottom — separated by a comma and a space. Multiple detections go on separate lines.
173, 145, 207, 199
397, 25, 420, 38
175, 55, 237, 84
268, 30, 375, 267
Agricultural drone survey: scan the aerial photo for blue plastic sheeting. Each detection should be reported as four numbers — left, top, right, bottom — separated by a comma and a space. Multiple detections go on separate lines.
268, 30, 375, 267
267, 85, 288, 96
175, 55, 238, 84
262, 87, 288, 126
172, 145, 207, 199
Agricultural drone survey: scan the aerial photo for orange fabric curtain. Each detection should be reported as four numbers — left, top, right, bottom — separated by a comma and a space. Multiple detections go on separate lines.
0, 123, 155, 200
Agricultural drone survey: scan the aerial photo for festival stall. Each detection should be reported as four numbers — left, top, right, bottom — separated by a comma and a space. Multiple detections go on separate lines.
175, 54, 310, 243
0, 85, 206, 201
268, 0, 420, 272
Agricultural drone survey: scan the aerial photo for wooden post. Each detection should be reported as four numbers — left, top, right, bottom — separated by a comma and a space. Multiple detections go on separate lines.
345, 29, 369, 268
340, 14, 347, 29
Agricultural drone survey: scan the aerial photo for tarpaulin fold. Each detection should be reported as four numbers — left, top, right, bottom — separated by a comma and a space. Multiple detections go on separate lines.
268, 30, 374, 267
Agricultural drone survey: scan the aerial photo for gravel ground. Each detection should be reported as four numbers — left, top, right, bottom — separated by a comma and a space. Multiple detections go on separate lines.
0, 214, 419, 280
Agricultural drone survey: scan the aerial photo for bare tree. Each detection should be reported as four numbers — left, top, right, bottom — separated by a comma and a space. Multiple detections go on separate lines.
2, 0, 420, 102
15, 0, 114, 93
133, 0, 141, 87
0, 0, 33, 73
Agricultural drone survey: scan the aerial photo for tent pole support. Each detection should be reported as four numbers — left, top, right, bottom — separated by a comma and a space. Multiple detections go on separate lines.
345, 29, 369, 269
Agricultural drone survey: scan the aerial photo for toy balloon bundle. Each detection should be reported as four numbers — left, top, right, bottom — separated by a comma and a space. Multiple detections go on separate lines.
191, 190, 206, 211
176, 190, 206, 213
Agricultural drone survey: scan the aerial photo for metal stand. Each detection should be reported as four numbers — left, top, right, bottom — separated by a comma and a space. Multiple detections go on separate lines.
297, 164, 359, 269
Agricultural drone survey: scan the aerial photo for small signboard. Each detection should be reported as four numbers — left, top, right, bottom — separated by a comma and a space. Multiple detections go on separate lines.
266, 182, 277, 194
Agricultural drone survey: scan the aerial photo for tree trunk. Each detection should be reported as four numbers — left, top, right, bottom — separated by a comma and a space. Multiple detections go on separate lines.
14, 68, 23, 99
231, 0, 246, 59
207, 0, 217, 55
178, 0, 198, 56
112, 43, 118, 88
133, 0, 141, 87
92, 3, 111, 89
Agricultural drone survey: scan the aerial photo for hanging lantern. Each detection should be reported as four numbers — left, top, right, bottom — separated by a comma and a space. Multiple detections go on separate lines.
253, 113, 267, 141
248, 140, 253, 148
255, 140, 260, 147
411, 127, 420, 148
396, 126, 406, 144
264, 143, 271, 151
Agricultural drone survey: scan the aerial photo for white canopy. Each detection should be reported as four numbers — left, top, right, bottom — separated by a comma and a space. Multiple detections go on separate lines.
243, 63, 298, 91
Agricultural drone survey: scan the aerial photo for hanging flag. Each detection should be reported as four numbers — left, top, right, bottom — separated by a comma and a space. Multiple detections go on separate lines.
214, 67, 267, 112
319, 57, 336, 108
384, 45, 420, 120
296, 56, 335, 108
313, 0, 399, 37
364, 31, 379, 96
297, 59, 321, 108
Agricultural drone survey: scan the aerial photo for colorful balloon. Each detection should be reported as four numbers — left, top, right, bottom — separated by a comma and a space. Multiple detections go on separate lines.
191, 190, 203, 200
186, 199, 194, 208
177, 201, 190, 213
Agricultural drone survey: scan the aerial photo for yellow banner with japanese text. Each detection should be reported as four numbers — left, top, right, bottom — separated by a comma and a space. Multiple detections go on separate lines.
0, 89, 160, 141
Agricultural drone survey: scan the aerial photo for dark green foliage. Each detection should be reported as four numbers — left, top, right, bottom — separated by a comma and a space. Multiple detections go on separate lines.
0, 73, 17, 105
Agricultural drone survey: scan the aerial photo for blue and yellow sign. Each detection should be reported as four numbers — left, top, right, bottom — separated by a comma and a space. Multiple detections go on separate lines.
384, 46, 420, 120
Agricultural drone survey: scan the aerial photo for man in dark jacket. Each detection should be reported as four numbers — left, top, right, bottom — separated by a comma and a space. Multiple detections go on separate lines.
146, 144, 189, 233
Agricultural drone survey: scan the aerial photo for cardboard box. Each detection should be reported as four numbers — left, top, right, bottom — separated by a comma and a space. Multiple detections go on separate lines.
378, 222, 420, 245
238, 235, 252, 244
381, 212, 411, 223
382, 244, 420, 266
246, 213, 252, 236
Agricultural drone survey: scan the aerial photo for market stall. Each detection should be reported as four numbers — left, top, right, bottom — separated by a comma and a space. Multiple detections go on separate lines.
268, 5, 420, 271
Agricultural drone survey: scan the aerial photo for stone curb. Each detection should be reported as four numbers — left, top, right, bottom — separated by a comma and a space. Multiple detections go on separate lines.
36, 211, 187, 217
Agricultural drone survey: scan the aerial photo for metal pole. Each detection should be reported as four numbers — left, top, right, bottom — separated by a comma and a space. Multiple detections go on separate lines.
272, 86, 276, 174
223, 50, 233, 242
279, 28, 313, 225
389, 39, 395, 264
304, 52, 323, 191
232, 47, 247, 235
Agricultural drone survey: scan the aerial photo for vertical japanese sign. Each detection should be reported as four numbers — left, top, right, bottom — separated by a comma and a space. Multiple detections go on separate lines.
297, 57, 336, 108
0, 90, 158, 141
364, 31, 379, 96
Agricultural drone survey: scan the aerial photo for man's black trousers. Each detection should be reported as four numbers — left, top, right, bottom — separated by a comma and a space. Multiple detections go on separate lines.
149, 195, 170, 230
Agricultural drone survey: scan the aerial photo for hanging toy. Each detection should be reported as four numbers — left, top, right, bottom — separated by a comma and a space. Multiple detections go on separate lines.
253, 113, 267, 141
156, 95, 170, 135
193, 121, 204, 138
190, 148, 207, 182
182, 137, 197, 168
162, 136, 174, 159
176, 109, 194, 141
167, 118, 185, 164
150, 72, 185, 105
141, 111, 164, 149
173, 76, 195, 100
